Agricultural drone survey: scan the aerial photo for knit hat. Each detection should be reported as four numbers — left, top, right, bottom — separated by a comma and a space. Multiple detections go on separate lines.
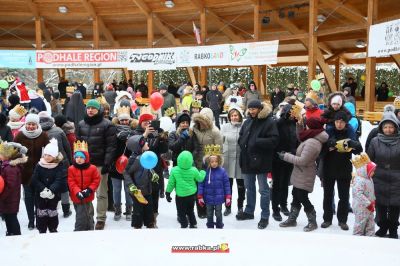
54, 114, 67, 128
86, 99, 101, 110
176, 113, 191, 127
366, 161, 377, 177
74, 151, 86, 160
25, 113, 40, 125
334, 111, 349, 123
43, 138, 59, 158
306, 117, 324, 129
305, 91, 319, 106
378, 112, 399, 132
247, 99, 263, 109
383, 104, 396, 113
159, 83, 168, 91
343, 87, 352, 96
138, 113, 154, 125
331, 95, 343, 107
8, 94, 20, 106
53, 91, 60, 100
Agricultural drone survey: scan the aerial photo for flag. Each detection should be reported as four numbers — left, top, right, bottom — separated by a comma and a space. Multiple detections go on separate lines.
193, 22, 201, 45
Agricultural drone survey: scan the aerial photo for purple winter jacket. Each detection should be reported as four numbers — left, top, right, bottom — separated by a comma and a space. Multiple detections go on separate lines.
198, 166, 231, 205
0, 156, 27, 213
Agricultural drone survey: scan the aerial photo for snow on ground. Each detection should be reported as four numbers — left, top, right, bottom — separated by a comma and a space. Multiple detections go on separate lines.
1, 121, 399, 265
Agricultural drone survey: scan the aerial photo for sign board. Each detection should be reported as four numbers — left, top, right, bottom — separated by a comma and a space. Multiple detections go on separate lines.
127, 48, 177, 70
176, 44, 230, 67
229, 40, 279, 66
368, 19, 400, 57
0, 50, 36, 69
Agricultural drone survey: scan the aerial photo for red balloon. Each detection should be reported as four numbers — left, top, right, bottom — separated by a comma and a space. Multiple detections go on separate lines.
116, 155, 128, 174
131, 102, 138, 112
135, 91, 142, 98
150, 92, 164, 111
0, 175, 4, 194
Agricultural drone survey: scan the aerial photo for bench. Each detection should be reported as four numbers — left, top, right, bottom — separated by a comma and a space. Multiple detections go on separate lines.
362, 111, 383, 124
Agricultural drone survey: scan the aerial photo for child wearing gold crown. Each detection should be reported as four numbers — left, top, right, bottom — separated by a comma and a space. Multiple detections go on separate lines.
0, 141, 28, 236
198, 145, 231, 229
7, 104, 27, 138
351, 153, 376, 236
31, 138, 67, 233
68, 141, 101, 231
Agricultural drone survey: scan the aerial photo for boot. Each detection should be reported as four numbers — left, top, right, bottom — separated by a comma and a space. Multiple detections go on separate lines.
237, 207, 243, 215
153, 212, 159, 228
280, 206, 290, 216
272, 208, 282, 222
95, 221, 105, 230
223, 206, 231, 216
114, 204, 122, 221
279, 207, 300, 227
124, 205, 132, 221
389, 222, 399, 239
62, 204, 72, 218
236, 212, 254, 220
303, 208, 318, 232
257, 218, 269, 229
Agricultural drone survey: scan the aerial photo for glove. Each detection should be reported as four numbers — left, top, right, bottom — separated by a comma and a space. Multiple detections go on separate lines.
277, 151, 285, 160
225, 195, 232, 207
81, 188, 93, 198
367, 201, 375, 212
159, 191, 165, 198
180, 129, 189, 140
128, 184, 138, 195
151, 170, 160, 183
347, 139, 358, 148
197, 195, 205, 207
101, 165, 110, 175
327, 138, 337, 148
76, 191, 85, 201
166, 192, 172, 202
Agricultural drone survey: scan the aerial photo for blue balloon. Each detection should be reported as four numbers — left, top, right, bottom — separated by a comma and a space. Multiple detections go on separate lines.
140, 151, 158, 169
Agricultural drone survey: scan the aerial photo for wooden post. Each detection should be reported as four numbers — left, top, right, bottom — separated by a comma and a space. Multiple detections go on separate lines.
253, 0, 261, 92
335, 59, 340, 90
263, 65, 268, 98
147, 15, 154, 94
57, 69, 66, 82
308, 0, 318, 85
200, 8, 207, 86
93, 18, 100, 83
35, 18, 43, 83
365, 0, 378, 111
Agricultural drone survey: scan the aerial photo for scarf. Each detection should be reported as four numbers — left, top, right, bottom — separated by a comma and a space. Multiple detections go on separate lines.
20, 125, 43, 139
377, 132, 400, 145
83, 112, 104, 126
39, 157, 59, 169
8, 121, 25, 130
299, 128, 324, 142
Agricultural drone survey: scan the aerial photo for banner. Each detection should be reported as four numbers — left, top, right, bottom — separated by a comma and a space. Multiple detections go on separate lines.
36, 50, 128, 68
228, 40, 279, 66
176, 44, 229, 67
0, 50, 36, 69
368, 19, 400, 57
127, 48, 177, 70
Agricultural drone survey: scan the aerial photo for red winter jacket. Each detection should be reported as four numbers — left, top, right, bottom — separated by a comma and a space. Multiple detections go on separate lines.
305, 107, 323, 121
68, 155, 100, 204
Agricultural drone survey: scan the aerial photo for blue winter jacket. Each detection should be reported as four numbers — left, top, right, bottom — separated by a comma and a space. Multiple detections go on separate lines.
198, 166, 231, 205
344, 102, 359, 134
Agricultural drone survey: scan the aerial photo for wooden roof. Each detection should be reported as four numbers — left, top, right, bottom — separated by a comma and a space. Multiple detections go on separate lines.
0, 0, 400, 66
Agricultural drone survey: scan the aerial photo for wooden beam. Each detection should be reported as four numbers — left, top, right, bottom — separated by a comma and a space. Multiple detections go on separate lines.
322, 0, 367, 25
392, 54, 400, 69
93, 18, 100, 83
335, 59, 340, 89
253, 0, 262, 94
317, 24, 367, 37
147, 15, 154, 94
35, 18, 43, 83
308, 0, 318, 85
365, 0, 378, 112
325, 50, 346, 61
80, 0, 120, 47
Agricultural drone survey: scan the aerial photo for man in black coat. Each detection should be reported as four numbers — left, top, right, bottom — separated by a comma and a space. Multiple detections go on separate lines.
237, 99, 279, 229
75, 99, 117, 230
270, 87, 285, 110
206, 85, 223, 129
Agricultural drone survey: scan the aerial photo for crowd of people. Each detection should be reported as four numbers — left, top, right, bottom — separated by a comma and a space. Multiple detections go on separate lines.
0, 74, 399, 241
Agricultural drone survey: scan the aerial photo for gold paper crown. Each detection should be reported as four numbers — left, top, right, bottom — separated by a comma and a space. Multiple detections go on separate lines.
66, 86, 75, 93
191, 100, 202, 109
5, 75, 15, 83
0, 142, 19, 159
315, 73, 325, 80
305, 90, 319, 104
351, 153, 371, 169
394, 96, 400, 109
74, 140, 88, 153
116, 106, 131, 117
12, 104, 27, 117
204, 144, 222, 156
290, 104, 302, 118
164, 107, 176, 117
140, 105, 152, 116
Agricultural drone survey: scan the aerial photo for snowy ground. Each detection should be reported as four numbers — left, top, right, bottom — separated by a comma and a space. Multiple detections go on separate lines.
1, 121, 399, 265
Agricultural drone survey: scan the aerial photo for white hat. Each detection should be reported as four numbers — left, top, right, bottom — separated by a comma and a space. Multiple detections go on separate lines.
25, 113, 40, 125
43, 138, 59, 158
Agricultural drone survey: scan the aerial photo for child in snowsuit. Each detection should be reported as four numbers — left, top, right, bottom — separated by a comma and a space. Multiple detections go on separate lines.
198, 146, 231, 229
68, 141, 101, 231
165, 151, 206, 228
31, 139, 67, 233
351, 153, 376, 236
123, 135, 155, 229
0, 142, 28, 236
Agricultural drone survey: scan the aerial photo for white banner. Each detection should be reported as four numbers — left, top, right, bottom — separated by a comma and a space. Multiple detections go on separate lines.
127, 48, 177, 70
368, 19, 400, 57
176, 44, 230, 67
229, 40, 279, 66
36, 49, 128, 68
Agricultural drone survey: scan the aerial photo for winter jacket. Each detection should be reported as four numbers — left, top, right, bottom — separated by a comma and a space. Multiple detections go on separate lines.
182, 94, 193, 111
161, 92, 177, 116
66, 92, 86, 125
168, 128, 199, 167
206, 90, 223, 111
61, 121, 76, 159
14, 131, 49, 185
221, 119, 243, 179
0, 156, 27, 213
305, 106, 323, 121
344, 102, 359, 135
123, 146, 152, 196
198, 166, 231, 205
0, 125, 13, 142
276, 104, 298, 155
322, 126, 362, 179
50, 99, 62, 117
192, 111, 223, 169
68, 160, 101, 203
239, 102, 279, 174
30, 97, 47, 113
321, 92, 352, 127
166, 151, 206, 197
343, 87, 356, 108
103, 90, 117, 113
271, 90, 285, 110
41, 119, 72, 166
352, 168, 375, 212
243, 90, 261, 110
31, 154, 68, 197
75, 112, 117, 167
283, 131, 328, 192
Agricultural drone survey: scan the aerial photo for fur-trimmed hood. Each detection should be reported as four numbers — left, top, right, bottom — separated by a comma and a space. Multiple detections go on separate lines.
192, 112, 213, 131
327, 92, 346, 107
246, 101, 273, 120
203, 154, 224, 167
61, 121, 75, 134
9, 154, 28, 166
111, 116, 138, 129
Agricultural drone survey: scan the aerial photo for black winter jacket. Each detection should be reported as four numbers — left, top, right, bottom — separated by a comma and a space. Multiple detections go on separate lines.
75, 112, 117, 167
239, 102, 279, 174
168, 128, 200, 166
